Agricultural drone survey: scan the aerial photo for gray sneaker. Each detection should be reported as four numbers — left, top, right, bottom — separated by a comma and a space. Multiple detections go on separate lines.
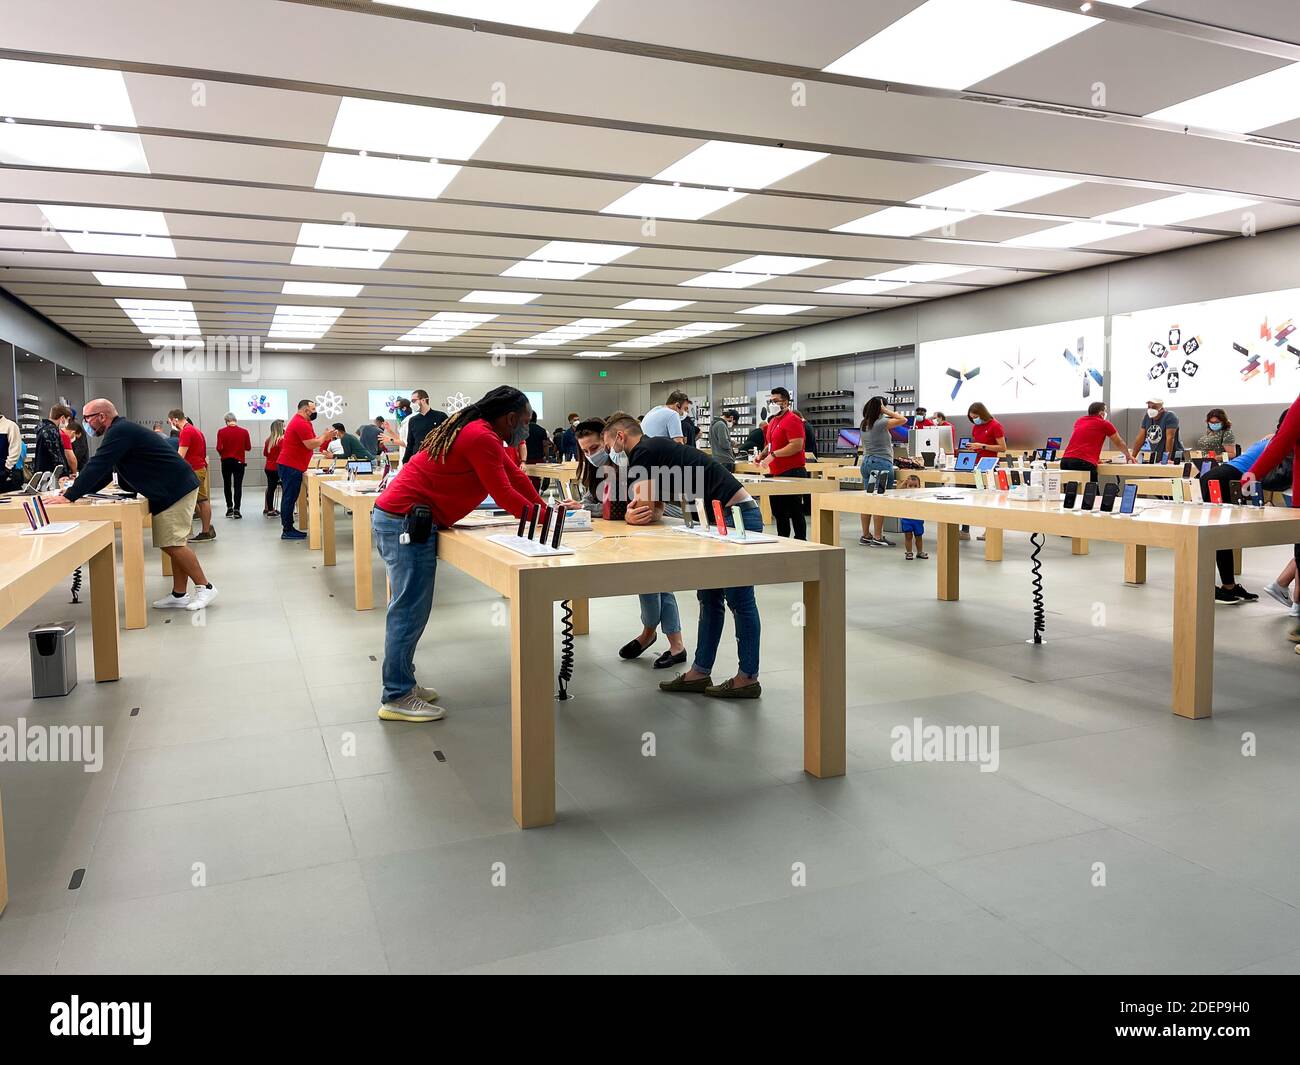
377, 692, 446, 722
1264, 582, 1292, 609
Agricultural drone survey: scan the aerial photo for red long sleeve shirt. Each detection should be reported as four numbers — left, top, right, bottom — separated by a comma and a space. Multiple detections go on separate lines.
375, 417, 543, 525
1249, 392, 1300, 500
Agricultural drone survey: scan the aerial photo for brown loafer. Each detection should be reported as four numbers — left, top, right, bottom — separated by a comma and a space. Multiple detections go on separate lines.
704, 678, 762, 699
659, 673, 711, 693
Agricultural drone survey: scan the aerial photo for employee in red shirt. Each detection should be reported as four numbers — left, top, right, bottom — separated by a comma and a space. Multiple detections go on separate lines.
964, 402, 1007, 541
169, 408, 215, 543
1241, 392, 1300, 653
216, 412, 253, 519
371, 386, 570, 722
758, 386, 809, 539
1061, 401, 1134, 482
262, 419, 285, 516
278, 398, 340, 540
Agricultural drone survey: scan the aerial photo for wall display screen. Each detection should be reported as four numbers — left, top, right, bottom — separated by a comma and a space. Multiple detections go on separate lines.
228, 388, 288, 421
368, 389, 415, 420
524, 390, 544, 420
1112, 288, 1300, 408
918, 318, 1105, 415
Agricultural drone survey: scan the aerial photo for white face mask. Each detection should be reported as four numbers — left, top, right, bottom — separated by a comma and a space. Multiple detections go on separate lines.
1147, 407, 1160, 419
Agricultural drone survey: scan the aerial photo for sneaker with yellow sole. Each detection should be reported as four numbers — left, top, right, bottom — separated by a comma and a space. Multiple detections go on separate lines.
378, 692, 446, 722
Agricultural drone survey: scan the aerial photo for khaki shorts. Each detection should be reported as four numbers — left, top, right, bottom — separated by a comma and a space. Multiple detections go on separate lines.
194, 466, 210, 502
152, 488, 199, 549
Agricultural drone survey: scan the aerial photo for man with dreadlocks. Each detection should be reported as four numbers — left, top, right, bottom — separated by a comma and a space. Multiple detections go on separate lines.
371, 385, 576, 722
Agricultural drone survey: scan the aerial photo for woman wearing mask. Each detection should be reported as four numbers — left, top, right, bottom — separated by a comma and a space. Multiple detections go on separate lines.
371, 386, 564, 722
1196, 409, 1236, 455
858, 396, 907, 547
262, 419, 285, 516
964, 402, 1007, 541
573, 417, 689, 669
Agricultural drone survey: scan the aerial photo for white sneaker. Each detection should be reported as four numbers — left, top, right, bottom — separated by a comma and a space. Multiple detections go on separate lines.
186, 585, 219, 611
1264, 582, 1292, 609
153, 592, 192, 609
378, 693, 446, 722
412, 684, 440, 702
1292, 602, 1300, 618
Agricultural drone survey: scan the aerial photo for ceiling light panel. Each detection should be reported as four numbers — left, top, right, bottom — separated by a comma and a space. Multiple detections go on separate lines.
823, 0, 1096, 91
617, 299, 695, 311
41, 205, 176, 257
399, 311, 498, 343
264, 343, 315, 351
327, 97, 502, 158
1001, 221, 1131, 248
832, 206, 975, 236
382, 345, 431, 352
572, 351, 618, 358
739, 304, 816, 315
0, 125, 149, 172
94, 272, 187, 289
116, 298, 200, 335
870, 264, 979, 283
911, 172, 1081, 212
1146, 63, 1300, 134
384, 1, 602, 33
523, 317, 633, 346
1095, 193, 1259, 226
315, 153, 465, 199
460, 290, 540, 304
817, 279, 909, 295
290, 222, 408, 269
282, 281, 364, 297
269, 305, 345, 338
0, 59, 138, 124
613, 322, 739, 348
680, 255, 827, 288
501, 240, 638, 280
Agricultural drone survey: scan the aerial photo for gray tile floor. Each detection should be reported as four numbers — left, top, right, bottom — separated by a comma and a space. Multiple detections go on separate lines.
0, 509, 1297, 974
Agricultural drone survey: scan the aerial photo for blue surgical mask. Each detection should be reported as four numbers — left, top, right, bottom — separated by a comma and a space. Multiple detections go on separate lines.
1208, 421, 1223, 431
84, 422, 97, 438
586, 448, 608, 467
971, 416, 984, 426
611, 450, 629, 467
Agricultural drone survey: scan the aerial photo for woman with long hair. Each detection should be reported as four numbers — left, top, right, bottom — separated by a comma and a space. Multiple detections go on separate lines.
262, 418, 285, 516
573, 416, 688, 669
371, 386, 568, 722
858, 395, 907, 547
964, 401, 1007, 540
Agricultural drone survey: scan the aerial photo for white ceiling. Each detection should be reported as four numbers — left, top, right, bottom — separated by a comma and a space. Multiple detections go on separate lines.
1, 0, 1298, 359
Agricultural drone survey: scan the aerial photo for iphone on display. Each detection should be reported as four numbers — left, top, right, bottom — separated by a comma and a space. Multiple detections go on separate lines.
1100, 483, 1119, 513
1062, 484, 1078, 509
1119, 483, 1138, 514
1081, 483, 1099, 511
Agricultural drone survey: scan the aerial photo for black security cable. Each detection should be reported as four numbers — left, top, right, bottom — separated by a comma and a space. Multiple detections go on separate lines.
69, 566, 82, 604
1028, 533, 1045, 644
557, 599, 575, 700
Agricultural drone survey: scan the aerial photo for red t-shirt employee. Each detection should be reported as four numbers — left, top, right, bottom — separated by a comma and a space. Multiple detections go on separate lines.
216, 415, 254, 517
966, 402, 1007, 461
758, 386, 810, 539
1061, 401, 1134, 479
276, 399, 340, 538
371, 387, 574, 723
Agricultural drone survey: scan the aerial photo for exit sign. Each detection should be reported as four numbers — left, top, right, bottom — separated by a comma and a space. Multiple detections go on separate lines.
598, 370, 608, 377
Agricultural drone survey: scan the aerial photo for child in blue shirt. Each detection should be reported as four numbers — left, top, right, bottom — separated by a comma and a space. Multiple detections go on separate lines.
900, 473, 927, 560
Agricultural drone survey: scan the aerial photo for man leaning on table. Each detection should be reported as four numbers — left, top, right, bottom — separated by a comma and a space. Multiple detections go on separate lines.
45, 398, 220, 611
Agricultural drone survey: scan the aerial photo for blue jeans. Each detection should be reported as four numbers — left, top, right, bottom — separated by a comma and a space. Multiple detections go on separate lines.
693, 501, 763, 678
278, 463, 304, 532
860, 455, 895, 490
638, 592, 681, 636
372, 508, 439, 703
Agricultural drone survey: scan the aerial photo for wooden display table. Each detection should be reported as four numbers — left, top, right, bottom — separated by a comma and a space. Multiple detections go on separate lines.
813, 489, 1300, 719
1, 494, 149, 629
0, 521, 121, 915
732, 474, 842, 539
436, 518, 846, 827
523, 462, 581, 497
306, 470, 382, 551
318, 480, 383, 610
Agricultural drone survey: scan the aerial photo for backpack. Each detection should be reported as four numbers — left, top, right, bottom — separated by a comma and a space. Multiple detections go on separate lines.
33, 420, 65, 473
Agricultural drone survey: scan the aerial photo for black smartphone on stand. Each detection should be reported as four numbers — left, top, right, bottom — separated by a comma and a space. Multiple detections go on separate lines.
1062, 483, 1078, 509
1081, 482, 1099, 511
1099, 482, 1119, 512
1228, 480, 1243, 505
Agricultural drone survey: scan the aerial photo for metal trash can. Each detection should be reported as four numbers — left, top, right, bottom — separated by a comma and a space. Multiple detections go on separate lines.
29, 622, 77, 698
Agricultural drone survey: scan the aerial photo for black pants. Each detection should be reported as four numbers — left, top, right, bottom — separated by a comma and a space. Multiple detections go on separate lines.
221, 458, 246, 511
1060, 456, 1099, 483
1201, 463, 1243, 585
770, 467, 810, 540
264, 468, 280, 512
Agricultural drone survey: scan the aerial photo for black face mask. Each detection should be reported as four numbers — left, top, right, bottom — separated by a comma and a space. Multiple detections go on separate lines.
308, 411, 317, 421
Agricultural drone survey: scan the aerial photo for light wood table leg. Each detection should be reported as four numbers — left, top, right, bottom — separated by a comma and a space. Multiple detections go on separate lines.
353, 506, 374, 611
1125, 543, 1147, 585
1171, 536, 1215, 719
569, 597, 589, 636
813, 500, 839, 547
511, 574, 555, 827
937, 521, 960, 601
759, 496, 773, 526
983, 526, 1003, 562
322, 497, 336, 566
160, 548, 172, 577
297, 486, 307, 531
1071, 537, 1089, 555
1233, 547, 1243, 575
121, 509, 146, 630
308, 475, 323, 550
803, 552, 846, 778
88, 542, 120, 682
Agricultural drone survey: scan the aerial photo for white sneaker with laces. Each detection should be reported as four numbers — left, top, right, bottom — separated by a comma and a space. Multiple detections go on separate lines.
378, 693, 446, 722
1264, 582, 1292, 609
153, 593, 192, 609
186, 586, 219, 611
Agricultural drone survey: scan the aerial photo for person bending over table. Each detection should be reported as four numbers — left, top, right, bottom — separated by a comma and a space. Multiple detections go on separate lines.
963, 401, 1007, 541
573, 417, 687, 669
602, 411, 764, 699
757, 386, 809, 540
1061, 401, 1134, 481
371, 386, 575, 723
1241, 393, 1300, 654
858, 395, 907, 548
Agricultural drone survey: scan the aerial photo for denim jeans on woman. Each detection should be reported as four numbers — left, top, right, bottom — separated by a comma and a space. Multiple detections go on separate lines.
639, 592, 681, 635
372, 508, 439, 703
693, 500, 763, 678
859, 454, 895, 490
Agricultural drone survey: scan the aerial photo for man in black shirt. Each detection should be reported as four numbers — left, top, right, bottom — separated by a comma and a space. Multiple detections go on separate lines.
47, 398, 219, 612
602, 412, 763, 700
523, 411, 548, 490
401, 389, 447, 466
